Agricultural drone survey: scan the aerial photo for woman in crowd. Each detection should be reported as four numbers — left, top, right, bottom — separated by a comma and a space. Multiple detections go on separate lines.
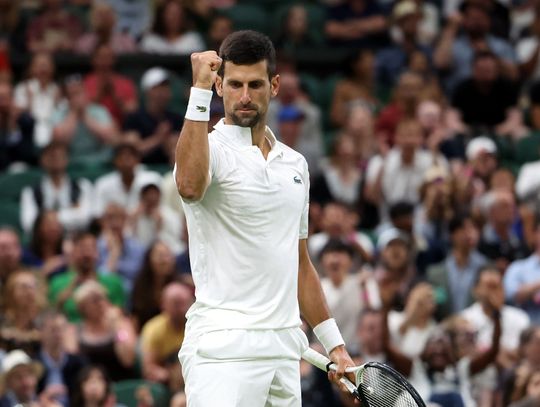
131, 241, 177, 332
73, 281, 138, 382
70, 365, 117, 407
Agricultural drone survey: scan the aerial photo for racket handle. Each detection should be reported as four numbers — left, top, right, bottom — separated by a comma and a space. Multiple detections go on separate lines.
302, 348, 333, 372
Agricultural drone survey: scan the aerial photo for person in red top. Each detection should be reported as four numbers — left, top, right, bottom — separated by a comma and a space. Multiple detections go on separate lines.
83, 44, 138, 125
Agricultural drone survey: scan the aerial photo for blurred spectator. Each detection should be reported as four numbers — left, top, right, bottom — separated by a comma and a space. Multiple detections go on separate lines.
464, 136, 499, 201
434, 1, 517, 93
311, 135, 365, 213
141, 0, 205, 55
374, 71, 424, 149
366, 119, 447, 215
22, 211, 65, 276
504, 221, 540, 323
159, 136, 185, 233
0, 227, 23, 287
51, 75, 117, 167
73, 281, 137, 381
48, 231, 125, 323
0, 270, 45, 357
141, 282, 194, 391
408, 0, 440, 46
170, 392, 187, 407
267, 71, 324, 173
131, 241, 177, 331
308, 201, 374, 264
0, 349, 44, 407
0, 80, 36, 171
517, 8, 540, 82
462, 265, 530, 369
354, 309, 385, 361
388, 282, 437, 358
98, 202, 145, 294
452, 51, 523, 137
275, 4, 321, 53
83, 44, 138, 125
330, 49, 378, 128
108, 0, 151, 40
129, 183, 183, 255
478, 189, 529, 269
93, 142, 162, 217
0, 0, 25, 53
509, 368, 540, 407
36, 311, 86, 406
324, 0, 388, 49
123, 67, 183, 164
20, 141, 93, 235
76, 2, 137, 55
376, 1, 432, 89
205, 13, 233, 52
14, 52, 60, 147
427, 213, 488, 319
69, 365, 118, 407
319, 239, 364, 347
516, 144, 540, 211
341, 104, 378, 168
25, 0, 84, 54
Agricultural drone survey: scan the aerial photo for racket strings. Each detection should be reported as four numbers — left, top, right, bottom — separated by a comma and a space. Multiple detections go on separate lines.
360, 366, 421, 407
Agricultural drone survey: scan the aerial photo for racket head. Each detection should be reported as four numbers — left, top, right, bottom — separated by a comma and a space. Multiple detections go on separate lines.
354, 362, 426, 407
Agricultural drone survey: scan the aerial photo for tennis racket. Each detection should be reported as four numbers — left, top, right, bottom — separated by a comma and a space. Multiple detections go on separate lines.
302, 348, 426, 407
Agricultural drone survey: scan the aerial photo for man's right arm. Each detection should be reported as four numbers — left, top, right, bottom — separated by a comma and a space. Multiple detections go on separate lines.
175, 51, 222, 201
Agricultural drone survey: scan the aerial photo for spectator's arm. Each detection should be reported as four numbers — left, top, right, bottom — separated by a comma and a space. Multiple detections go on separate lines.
83, 109, 118, 144
504, 261, 540, 305
470, 312, 501, 375
52, 110, 78, 143
349, 16, 387, 36
57, 179, 93, 232
382, 307, 413, 377
433, 15, 460, 70
20, 186, 39, 235
112, 312, 137, 367
513, 280, 540, 305
141, 325, 170, 382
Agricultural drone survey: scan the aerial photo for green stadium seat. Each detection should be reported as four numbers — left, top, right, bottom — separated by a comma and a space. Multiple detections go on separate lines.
298, 73, 324, 107
0, 201, 22, 233
515, 132, 540, 166
0, 170, 42, 203
113, 380, 170, 407
221, 4, 269, 35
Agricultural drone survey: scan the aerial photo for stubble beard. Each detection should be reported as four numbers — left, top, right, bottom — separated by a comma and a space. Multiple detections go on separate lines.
230, 110, 262, 128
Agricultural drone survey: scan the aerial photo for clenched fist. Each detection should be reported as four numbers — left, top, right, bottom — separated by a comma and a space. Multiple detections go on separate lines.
191, 51, 222, 90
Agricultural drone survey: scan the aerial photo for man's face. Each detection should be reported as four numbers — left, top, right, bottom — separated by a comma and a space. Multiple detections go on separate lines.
490, 192, 515, 226
41, 145, 68, 174
0, 230, 21, 273
72, 236, 98, 274
472, 152, 497, 178
452, 219, 479, 250
381, 240, 409, 271
102, 205, 127, 235
357, 312, 383, 354
114, 148, 138, 174
6, 365, 37, 402
474, 271, 503, 304
277, 72, 299, 105
216, 60, 279, 128
93, 46, 115, 72
147, 83, 172, 111
422, 334, 454, 371
463, 7, 490, 38
41, 315, 66, 348
321, 251, 352, 282
163, 285, 194, 324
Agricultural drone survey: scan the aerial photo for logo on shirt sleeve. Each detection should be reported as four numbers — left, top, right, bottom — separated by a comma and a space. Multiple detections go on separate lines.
293, 176, 302, 184
196, 106, 207, 112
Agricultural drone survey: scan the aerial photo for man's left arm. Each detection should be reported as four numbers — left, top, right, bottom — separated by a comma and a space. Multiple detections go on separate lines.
298, 239, 355, 382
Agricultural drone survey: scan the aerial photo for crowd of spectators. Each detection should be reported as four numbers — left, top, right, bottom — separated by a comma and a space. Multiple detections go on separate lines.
2, 0, 540, 406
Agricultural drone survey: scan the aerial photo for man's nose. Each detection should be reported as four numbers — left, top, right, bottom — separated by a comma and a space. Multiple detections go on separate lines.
240, 86, 251, 105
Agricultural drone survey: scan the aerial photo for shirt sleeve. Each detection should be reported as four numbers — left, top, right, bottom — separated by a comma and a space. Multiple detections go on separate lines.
57, 178, 93, 232
503, 262, 523, 303
299, 158, 309, 240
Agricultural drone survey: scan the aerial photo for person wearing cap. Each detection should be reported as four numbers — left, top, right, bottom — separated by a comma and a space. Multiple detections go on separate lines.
376, 0, 432, 89
452, 50, 522, 135
51, 74, 117, 167
427, 213, 488, 320
83, 43, 138, 125
464, 136, 498, 200
0, 349, 43, 407
93, 141, 162, 217
123, 67, 183, 164
266, 71, 324, 175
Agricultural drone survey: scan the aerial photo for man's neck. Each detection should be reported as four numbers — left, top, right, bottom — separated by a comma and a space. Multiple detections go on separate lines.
44, 346, 64, 362
493, 222, 510, 240
453, 247, 471, 268
120, 171, 135, 188
48, 172, 64, 188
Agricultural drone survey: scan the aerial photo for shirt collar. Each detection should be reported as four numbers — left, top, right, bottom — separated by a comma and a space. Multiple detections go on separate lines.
213, 119, 283, 157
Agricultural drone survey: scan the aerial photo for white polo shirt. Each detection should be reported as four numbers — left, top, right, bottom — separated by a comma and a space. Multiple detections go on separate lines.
180, 119, 309, 335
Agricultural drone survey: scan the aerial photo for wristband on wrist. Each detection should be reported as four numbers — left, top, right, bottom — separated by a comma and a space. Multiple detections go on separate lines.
185, 87, 213, 122
313, 318, 345, 355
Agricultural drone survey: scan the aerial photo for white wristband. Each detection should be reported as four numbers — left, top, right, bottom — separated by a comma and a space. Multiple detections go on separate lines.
313, 318, 345, 355
185, 87, 213, 122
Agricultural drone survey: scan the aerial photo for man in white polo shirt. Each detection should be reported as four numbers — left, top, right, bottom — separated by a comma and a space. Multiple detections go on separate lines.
175, 30, 354, 406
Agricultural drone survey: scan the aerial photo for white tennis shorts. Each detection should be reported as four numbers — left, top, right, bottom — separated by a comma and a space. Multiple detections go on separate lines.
179, 327, 309, 407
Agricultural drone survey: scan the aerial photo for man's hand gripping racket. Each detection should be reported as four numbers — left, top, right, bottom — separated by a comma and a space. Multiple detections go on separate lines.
302, 348, 426, 407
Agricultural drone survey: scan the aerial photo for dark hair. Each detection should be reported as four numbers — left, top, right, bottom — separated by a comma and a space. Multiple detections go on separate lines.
72, 230, 97, 245
151, 0, 189, 36
473, 264, 501, 286
460, 1, 490, 16
473, 50, 497, 65
218, 30, 276, 79
343, 48, 373, 79
40, 141, 68, 156
140, 183, 161, 197
448, 212, 474, 235
389, 202, 414, 220
319, 238, 354, 261
70, 365, 112, 407
30, 211, 63, 259
131, 241, 176, 329
113, 142, 139, 158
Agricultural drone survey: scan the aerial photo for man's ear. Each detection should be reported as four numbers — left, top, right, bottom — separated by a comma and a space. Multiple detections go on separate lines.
271, 74, 280, 98
215, 75, 223, 97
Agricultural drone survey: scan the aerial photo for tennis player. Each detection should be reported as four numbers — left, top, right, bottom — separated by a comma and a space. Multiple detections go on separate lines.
175, 30, 355, 406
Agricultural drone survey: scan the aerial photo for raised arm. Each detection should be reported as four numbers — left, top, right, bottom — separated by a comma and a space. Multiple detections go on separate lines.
175, 51, 222, 201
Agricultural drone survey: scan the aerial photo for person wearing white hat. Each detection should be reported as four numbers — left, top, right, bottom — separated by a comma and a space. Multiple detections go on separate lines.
123, 67, 183, 164
0, 350, 43, 407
